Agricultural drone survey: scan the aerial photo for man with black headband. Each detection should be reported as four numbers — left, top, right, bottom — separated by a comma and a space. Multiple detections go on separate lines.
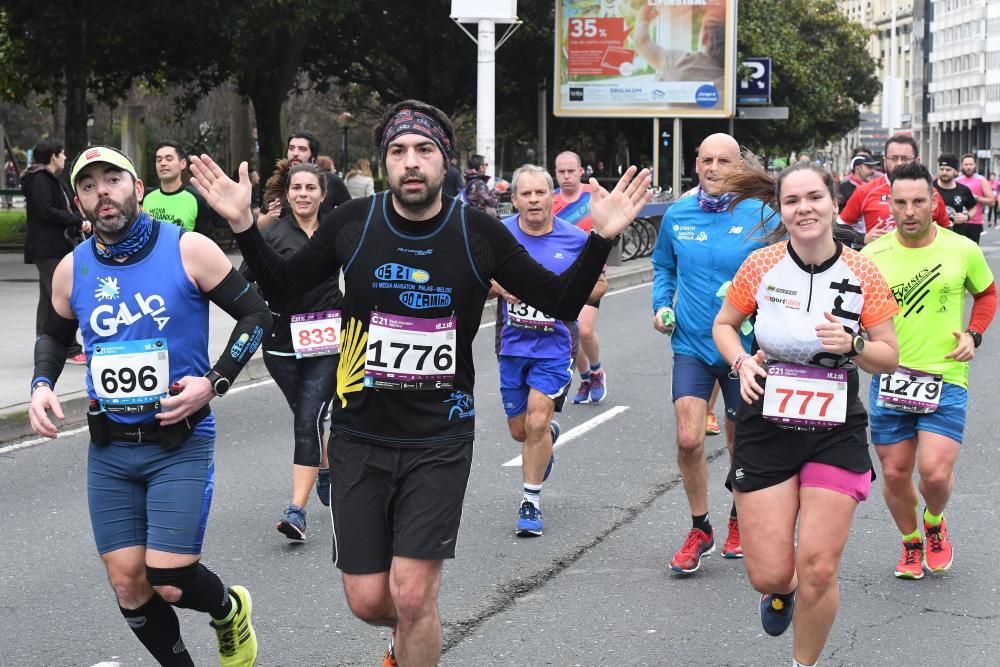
190, 99, 652, 667
28, 146, 271, 666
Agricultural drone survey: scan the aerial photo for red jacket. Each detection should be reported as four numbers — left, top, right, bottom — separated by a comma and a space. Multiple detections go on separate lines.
839, 174, 950, 232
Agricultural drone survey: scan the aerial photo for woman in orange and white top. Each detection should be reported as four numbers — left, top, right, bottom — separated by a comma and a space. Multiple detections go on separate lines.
712, 159, 899, 667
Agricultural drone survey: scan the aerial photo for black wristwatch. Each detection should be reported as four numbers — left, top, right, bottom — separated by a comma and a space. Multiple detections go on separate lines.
846, 335, 865, 358
965, 329, 983, 348
204, 370, 232, 397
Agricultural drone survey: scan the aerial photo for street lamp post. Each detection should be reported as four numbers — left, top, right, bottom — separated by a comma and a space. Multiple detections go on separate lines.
450, 1, 521, 179
337, 111, 354, 173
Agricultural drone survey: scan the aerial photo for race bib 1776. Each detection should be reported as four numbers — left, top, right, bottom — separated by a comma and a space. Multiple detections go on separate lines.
363, 312, 456, 390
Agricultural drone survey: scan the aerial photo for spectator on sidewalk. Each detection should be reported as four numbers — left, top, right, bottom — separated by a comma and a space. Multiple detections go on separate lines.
464, 154, 498, 216
344, 158, 376, 198
21, 139, 86, 363
4, 159, 16, 209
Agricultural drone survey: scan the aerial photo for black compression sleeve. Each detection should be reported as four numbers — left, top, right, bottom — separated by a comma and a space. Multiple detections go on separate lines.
234, 212, 343, 304
204, 268, 273, 382
31, 308, 80, 390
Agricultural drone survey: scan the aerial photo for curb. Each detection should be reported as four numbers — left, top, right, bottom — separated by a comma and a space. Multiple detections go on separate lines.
0, 260, 652, 445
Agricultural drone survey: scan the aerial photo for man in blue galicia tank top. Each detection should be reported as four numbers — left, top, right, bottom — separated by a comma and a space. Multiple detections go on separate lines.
652, 133, 777, 575
189, 99, 652, 667
492, 164, 607, 537
28, 146, 272, 666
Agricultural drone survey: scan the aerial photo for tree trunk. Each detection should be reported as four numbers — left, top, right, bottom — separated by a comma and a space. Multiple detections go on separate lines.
250, 90, 284, 177
63, 15, 88, 159
229, 83, 253, 170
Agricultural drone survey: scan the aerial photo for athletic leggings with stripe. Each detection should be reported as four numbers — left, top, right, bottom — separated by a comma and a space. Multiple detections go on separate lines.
263, 353, 338, 467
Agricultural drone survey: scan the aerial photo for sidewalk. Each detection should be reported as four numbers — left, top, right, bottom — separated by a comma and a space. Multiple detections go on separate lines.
0, 249, 652, 443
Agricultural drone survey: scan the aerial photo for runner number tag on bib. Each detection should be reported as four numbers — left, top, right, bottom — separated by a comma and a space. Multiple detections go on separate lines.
290, 310, 342, 358
507, 301, 556, 332
364, 311, 456, 390
876, 366, 942, 414
91, 338, 169, 414
762, 362, 848, 429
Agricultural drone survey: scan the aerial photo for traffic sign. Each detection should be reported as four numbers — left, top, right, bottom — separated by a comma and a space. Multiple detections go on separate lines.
737, 57, 771, 105
736, 106, 788, 120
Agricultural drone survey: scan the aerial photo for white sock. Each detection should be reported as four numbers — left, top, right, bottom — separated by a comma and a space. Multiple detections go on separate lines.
793, 659, 816, 667
523, 483, 542, 508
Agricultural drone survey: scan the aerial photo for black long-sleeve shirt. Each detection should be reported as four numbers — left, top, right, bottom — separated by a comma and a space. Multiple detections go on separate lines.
21, 165, 81, 263
236, 193, 612, 446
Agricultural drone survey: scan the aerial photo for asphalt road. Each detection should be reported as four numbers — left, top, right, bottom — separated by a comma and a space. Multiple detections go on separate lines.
3, 253, 1000, 665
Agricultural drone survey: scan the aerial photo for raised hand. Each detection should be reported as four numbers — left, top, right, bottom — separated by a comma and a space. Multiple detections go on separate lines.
589, 166, 654, 240
189, 155, 253, 231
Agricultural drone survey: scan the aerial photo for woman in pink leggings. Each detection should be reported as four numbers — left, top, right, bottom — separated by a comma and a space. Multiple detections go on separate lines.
712, 158, 899, 667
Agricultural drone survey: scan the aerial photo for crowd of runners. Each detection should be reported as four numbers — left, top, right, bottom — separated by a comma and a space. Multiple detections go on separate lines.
25, 98, 997, 667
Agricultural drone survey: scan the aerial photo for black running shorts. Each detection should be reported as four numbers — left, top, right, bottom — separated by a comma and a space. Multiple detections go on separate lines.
329, 434, 474, 574
727, 370, 874, 493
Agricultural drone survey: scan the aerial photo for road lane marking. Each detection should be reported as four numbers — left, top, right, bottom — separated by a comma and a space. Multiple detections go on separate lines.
0, 425, 90, 454
0, 379, 275, 455
502, 405, 630, 467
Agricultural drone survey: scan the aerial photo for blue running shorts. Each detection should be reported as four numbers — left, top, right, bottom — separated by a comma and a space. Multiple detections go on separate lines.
671, 353, 741, 420
499, 355, 573, 417
868, 378, 967, 445
88, 435, 215, 555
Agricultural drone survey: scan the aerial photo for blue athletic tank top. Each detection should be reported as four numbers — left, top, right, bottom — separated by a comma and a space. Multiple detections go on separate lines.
71, 218, 214, 435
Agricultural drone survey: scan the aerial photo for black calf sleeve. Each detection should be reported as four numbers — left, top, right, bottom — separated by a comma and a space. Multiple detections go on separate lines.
146, 562, 231, 619
120, 595, 194, 666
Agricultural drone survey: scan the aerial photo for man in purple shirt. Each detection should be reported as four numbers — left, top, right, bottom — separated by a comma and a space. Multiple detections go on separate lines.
492, 164, 607, 537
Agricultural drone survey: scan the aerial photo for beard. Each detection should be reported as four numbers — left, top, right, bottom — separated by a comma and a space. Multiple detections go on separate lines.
85, 193, 139, 241
961, 168, 975, 177
389, 168, 445, 215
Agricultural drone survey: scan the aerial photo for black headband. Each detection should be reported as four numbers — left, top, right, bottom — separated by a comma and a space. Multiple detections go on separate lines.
379, 109, 452, 162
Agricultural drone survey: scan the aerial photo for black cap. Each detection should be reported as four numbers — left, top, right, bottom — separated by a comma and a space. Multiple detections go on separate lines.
850, 155, 879, 170
937, 154, 959, 170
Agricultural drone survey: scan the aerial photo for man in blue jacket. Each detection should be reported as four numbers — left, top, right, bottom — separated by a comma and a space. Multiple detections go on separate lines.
652, 133, 775, 574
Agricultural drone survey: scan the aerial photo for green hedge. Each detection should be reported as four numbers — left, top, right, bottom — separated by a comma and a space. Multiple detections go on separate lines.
0, 210, 26, 244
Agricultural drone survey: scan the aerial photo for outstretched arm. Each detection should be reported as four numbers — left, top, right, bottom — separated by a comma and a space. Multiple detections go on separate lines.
189, 153, 342, 301
634, 5, 667, 72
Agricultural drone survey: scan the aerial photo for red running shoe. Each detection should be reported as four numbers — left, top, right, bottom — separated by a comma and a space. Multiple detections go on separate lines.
894, 538, 925, 580
722, 517, 743, 558
670, 528, 715, 574
382, 636, 398, 667
924, 516, 954, 573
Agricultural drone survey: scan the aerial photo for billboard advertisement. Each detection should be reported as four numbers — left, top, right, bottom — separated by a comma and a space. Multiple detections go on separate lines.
554, 0, 737, 118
